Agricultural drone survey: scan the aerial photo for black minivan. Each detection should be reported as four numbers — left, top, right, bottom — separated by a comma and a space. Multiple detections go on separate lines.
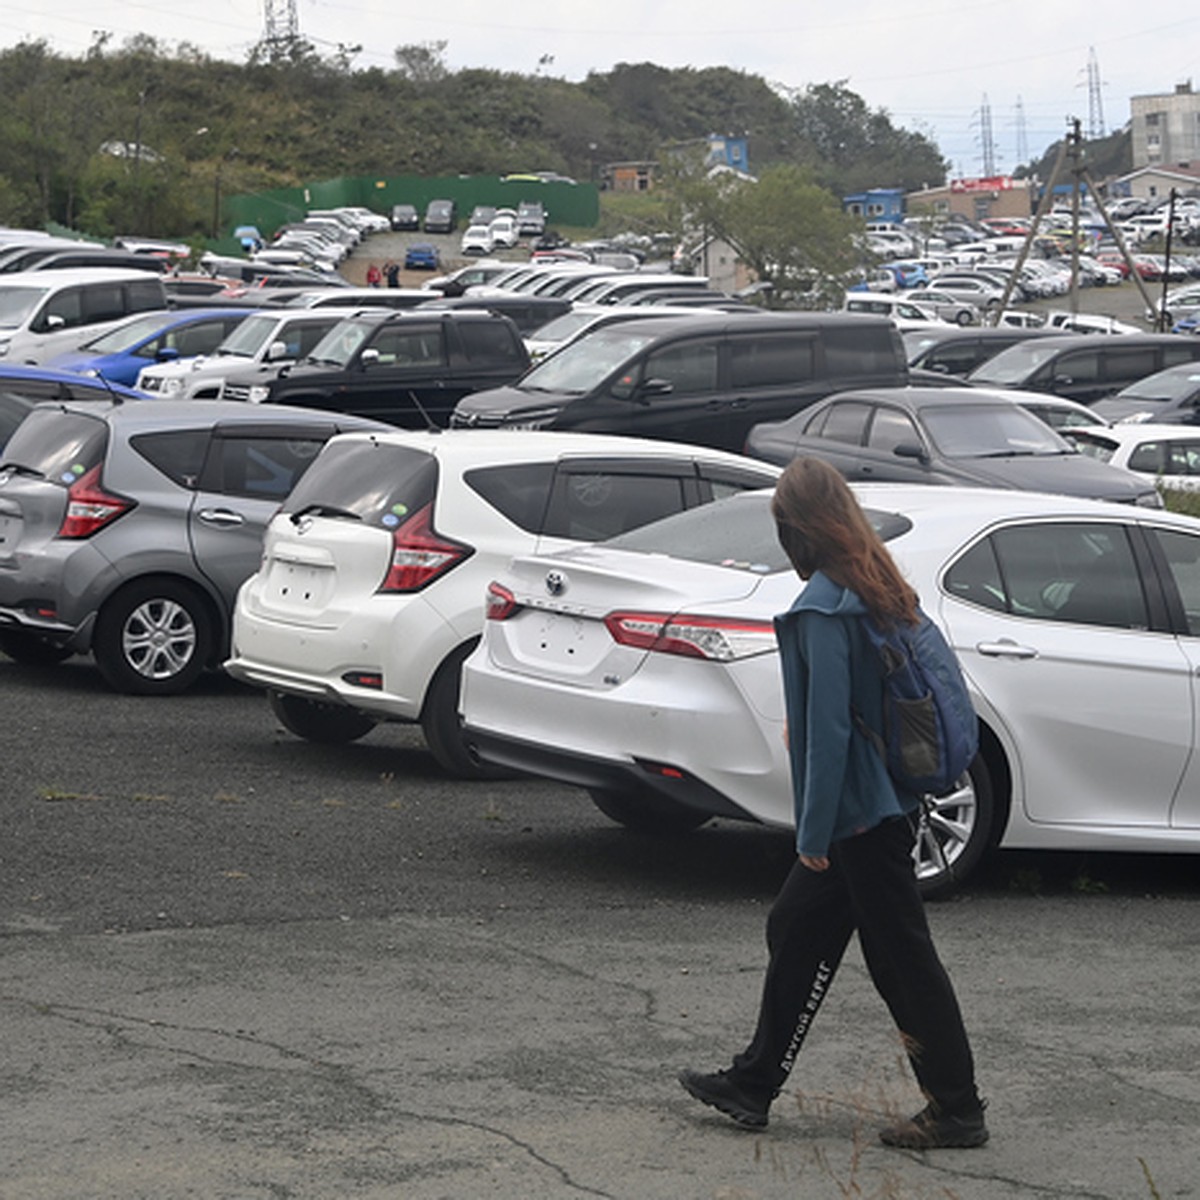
449, 313, 908, 452
967, 333, 1200, 404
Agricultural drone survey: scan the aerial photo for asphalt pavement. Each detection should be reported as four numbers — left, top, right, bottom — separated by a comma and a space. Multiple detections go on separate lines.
1, 660, 1198, 1199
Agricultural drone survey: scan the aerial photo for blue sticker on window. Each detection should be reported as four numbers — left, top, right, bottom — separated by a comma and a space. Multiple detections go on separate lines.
382, 513, 400, 527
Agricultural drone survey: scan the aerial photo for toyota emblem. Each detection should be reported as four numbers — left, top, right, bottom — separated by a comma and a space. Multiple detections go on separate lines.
545, 569, 567, 597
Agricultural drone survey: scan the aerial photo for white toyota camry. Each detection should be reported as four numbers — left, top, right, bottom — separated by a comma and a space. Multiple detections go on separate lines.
461, 484, 1200, 895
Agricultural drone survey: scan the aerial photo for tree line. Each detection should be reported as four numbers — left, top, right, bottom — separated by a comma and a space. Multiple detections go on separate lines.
0, 34, 949, 244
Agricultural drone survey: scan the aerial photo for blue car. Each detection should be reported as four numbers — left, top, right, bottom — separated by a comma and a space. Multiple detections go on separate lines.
44, 307, 257, 387
0, 364, 144, 451
404, 242, 441, 270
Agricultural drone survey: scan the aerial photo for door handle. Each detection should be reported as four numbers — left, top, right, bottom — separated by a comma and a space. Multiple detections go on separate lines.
197, 508, 246, 528
976, 639, 1037, 659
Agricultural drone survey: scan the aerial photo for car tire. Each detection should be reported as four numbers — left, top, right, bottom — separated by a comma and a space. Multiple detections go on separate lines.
421, 641, 514, 780
588, 786, 711, 835
93, 578, 214, 696
913, 753, 994, 900
0, 630, 75, 666
268, 691, 378, 744
955, 309, 973, 326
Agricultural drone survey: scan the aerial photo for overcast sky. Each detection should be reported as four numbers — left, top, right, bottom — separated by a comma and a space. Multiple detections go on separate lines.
2, 0, 1197, 177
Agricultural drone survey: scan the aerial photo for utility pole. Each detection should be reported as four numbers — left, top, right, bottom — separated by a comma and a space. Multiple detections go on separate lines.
978, 94, 996, 176
990, 119, 1159, 325
1086, 48, 1106, 141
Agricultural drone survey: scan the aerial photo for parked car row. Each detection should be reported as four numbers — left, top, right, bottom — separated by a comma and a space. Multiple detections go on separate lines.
6, 239, 1200, 902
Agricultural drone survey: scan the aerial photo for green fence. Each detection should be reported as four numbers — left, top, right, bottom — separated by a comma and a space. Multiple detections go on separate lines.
225, 174, 599, 239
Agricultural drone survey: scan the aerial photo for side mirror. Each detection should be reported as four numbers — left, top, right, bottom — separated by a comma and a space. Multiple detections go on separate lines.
157, 348, 180, 363
359, 348, 380, 368
44, 313, 66, 331
893, 442, 929, 464
264, 340, 290, 362
635, 377, 674, 404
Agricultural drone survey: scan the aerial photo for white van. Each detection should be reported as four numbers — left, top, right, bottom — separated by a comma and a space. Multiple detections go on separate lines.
0, 268, 168, 364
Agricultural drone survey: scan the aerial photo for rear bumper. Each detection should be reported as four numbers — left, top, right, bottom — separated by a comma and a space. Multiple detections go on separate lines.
463, 724, 757, 823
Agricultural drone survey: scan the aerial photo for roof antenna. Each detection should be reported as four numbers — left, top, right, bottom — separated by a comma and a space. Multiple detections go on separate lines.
407, 390, 441, 434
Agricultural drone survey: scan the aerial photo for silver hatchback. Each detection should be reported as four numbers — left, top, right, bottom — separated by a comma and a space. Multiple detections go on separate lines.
0, 398, 385, 693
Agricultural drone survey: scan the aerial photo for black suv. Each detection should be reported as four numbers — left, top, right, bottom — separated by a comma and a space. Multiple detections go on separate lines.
222, 310, 531, 427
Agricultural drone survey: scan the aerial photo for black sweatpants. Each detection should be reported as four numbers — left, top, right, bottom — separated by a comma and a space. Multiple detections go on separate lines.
730, 813, 981, 1116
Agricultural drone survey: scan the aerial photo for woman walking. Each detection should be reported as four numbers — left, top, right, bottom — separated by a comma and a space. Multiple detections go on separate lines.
678, 456, 987, 1149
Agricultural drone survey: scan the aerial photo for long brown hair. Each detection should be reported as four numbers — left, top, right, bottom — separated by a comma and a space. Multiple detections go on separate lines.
771, 457, 918, 628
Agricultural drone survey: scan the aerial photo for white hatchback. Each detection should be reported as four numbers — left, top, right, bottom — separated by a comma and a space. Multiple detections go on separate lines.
225, 430, 779, 776
1071, 423, 1200, 493
461, 484, 1200, 895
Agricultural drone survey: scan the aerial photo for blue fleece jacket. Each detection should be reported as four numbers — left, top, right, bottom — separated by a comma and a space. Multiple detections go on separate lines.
774, 571, 918, 858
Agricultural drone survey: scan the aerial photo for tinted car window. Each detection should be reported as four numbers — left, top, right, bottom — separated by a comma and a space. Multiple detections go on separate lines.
1, 407, 107, 482
1105, 347, 1158, 383
1153, 528, 1200, 635
543, 469, 689, 541
281, 439, 437, 524
369, 326, 446, 368
729, 336, 814, 387
131, 429, 211, 487
1051, 351, 1101, 384
808, 400, 871, 444
641, 340, 719, 395
946, 522, 1148, 629
822, 326, 903, 375
868, 406, 921, 454
465, 462, 556, 532
81, 284, 126, 323
1133, 437, 1200, 476
39, 287, 84, 331
203, 434, 327, 500
456, 320, 527, 367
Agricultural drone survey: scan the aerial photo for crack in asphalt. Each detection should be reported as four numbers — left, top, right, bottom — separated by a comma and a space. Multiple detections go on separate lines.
0, 992, 618, 1198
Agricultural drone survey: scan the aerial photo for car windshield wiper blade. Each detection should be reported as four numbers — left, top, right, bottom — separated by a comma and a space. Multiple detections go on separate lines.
289, 503, 362, 523
0, 462, 46, 479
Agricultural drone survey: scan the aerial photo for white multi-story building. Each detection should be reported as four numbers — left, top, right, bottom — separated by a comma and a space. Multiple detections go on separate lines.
1131, 83, 1200, 169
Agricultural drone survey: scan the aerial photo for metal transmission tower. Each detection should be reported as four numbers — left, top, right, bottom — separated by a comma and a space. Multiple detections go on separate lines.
262, 0, 299, 52
1014, 96, 1029, 167
977, 93, 997, 175
1086, 47, 1106, 139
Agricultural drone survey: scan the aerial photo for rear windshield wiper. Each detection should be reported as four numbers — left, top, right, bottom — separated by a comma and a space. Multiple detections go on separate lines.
289, 502, 362, 524
0, 462, 47, 479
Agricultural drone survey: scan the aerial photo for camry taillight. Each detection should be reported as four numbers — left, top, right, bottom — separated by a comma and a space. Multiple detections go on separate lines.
378, 502, 470, 593
57, 465, 133, 539
604, 611, 777, 661
485, 581, 518, 621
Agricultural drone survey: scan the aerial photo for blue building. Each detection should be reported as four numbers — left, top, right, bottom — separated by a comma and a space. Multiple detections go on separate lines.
706, 134, 750, 174
843, 188, 906, 223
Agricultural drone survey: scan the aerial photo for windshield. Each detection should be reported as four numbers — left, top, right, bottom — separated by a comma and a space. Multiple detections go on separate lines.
1118, 369, 1200, 403
217, 313, 284, 358
922, 404, 1071, 458
1, 406, 107, 481
528, 310, 599, 344
516, 326, 657, 395
306, 318, 372, 368
82, 312, 175, 354
0, 285, 50, 330
968, 341, 1065, 385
